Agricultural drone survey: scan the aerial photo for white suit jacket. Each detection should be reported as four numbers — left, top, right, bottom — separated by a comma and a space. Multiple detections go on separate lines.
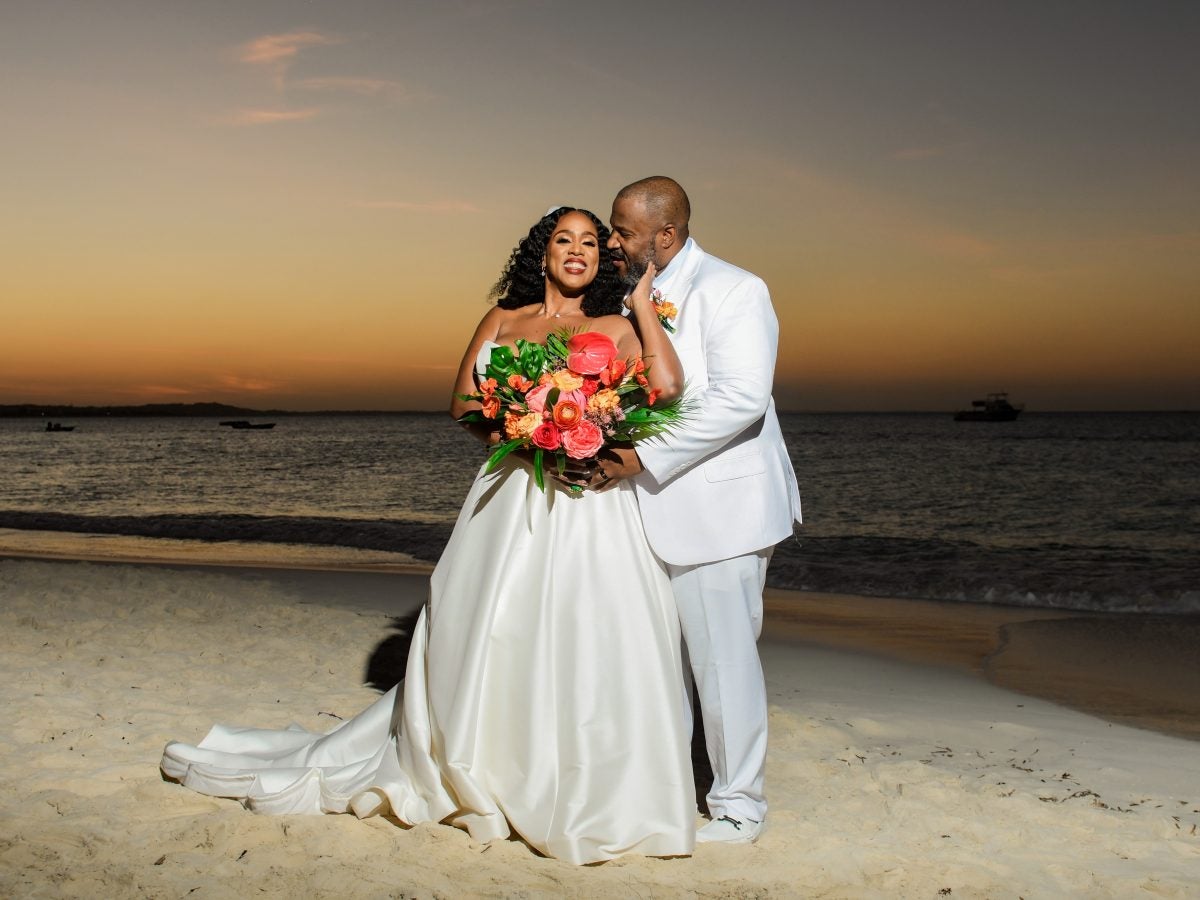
633, 239, 802, 566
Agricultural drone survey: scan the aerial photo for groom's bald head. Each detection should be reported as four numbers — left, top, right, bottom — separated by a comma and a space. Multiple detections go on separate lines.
608, 177, 691, 279
615, 176, 691, 241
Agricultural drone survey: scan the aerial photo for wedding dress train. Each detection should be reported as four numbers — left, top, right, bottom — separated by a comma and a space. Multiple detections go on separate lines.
161, 458, 696, 864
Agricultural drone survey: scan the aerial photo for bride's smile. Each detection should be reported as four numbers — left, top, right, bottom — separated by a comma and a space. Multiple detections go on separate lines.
544, 211, 599, 294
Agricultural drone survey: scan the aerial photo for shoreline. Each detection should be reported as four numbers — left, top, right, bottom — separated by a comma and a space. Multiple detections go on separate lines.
0, 528, 434, 575
765, 589, 1200, 741
3, 537, 1198, 742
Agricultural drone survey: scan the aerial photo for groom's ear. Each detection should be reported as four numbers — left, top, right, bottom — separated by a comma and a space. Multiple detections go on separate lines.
659, 223, 677, 250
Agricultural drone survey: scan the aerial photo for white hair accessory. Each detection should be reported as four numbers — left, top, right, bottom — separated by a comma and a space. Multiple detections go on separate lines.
544, 205, 567, 217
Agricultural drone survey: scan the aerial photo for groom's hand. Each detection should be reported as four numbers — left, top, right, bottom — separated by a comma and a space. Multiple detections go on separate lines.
548, 458, 595, 491
593, 447, 642, 491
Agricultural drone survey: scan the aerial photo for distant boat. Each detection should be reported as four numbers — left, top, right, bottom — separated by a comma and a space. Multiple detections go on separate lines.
44, 422, 75, 432
954, 392, 1023, 422
220, 420, 276, 430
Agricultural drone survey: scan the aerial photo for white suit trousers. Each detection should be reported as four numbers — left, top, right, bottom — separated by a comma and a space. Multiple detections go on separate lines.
668, 549, 772, 822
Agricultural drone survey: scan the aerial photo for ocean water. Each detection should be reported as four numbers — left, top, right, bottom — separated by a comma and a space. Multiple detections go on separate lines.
1, 412, 1197, 614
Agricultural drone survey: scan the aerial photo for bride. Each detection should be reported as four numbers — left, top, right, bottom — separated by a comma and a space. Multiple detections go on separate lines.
161, 207, 695, 864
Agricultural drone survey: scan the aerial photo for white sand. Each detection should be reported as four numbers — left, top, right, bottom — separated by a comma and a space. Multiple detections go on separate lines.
1, 557, 1197, 898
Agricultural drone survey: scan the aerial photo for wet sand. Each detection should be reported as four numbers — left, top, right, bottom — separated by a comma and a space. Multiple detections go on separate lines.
764, 589, 1200, 740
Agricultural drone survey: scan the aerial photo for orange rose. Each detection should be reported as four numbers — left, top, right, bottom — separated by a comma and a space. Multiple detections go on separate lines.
481, 396, 501, 419
552, 399, 583, 430
527, 384, 586, 417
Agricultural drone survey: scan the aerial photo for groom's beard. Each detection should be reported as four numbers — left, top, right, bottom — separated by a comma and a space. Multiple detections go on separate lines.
620, 247, 657, 289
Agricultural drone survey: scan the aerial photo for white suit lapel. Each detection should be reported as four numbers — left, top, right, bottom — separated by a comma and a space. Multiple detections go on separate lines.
654, 239, 704, 338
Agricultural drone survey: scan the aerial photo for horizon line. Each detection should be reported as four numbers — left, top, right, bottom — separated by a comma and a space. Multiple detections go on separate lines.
2, 402, 1196, 417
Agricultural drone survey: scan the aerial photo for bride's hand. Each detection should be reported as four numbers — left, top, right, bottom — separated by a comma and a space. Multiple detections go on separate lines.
623, 262, 658, 312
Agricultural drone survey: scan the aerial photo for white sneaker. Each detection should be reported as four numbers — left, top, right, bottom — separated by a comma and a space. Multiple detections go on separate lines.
696, 815, 764, 844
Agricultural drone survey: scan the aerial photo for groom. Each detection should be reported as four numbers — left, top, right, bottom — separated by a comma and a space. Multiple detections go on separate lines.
596, 176, 802, 844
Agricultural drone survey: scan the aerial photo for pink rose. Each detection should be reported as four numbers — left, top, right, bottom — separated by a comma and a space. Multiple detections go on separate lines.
561, 419, 604, 459
525, 383, 552, 415
527, 384, 586, 416
567, 332, 619, 375
530, 422, 561, 450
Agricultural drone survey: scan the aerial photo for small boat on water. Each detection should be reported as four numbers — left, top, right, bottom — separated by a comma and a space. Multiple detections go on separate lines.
219, 420, 276, 430
953, 392, 1023, 422
44, 422, 75, 432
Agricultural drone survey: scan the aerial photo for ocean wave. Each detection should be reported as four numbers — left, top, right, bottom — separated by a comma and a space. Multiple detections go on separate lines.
4, 511, 1197, 615
769, 534, 1200, 614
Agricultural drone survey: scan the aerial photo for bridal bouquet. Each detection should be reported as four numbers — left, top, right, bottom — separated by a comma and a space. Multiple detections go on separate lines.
457, 329, 686, 491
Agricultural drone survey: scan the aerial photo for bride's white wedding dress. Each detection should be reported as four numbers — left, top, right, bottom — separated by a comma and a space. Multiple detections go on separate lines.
161, 369, 695, 864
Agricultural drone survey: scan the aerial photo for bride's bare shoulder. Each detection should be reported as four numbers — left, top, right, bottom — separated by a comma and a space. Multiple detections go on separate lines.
588, 313, 634, 339
471, 304, 521, 336
479, 304, 518, 324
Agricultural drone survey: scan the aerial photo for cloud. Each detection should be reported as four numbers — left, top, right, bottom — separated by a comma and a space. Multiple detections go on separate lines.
231, 30, 428, 119
357, 200, 481, 213
238, 30, 342, 89
218, 375, 283, 393
226, 107, 321, 126
239, 30, 340, 66
137, 384, 198, 397
132, 376, 283, 397
296, 77, 422, 102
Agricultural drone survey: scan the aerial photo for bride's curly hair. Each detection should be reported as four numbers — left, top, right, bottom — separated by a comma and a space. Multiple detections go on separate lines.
489, 207, 625, 316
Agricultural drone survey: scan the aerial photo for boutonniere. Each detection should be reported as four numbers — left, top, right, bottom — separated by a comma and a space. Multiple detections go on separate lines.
651, 289, 677, 333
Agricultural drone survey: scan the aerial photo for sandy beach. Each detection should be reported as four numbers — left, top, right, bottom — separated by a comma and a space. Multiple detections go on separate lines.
1, 552, 1197, 898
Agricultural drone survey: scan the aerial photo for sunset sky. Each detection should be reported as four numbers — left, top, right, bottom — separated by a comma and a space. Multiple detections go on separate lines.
2, 1, 1197, 411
